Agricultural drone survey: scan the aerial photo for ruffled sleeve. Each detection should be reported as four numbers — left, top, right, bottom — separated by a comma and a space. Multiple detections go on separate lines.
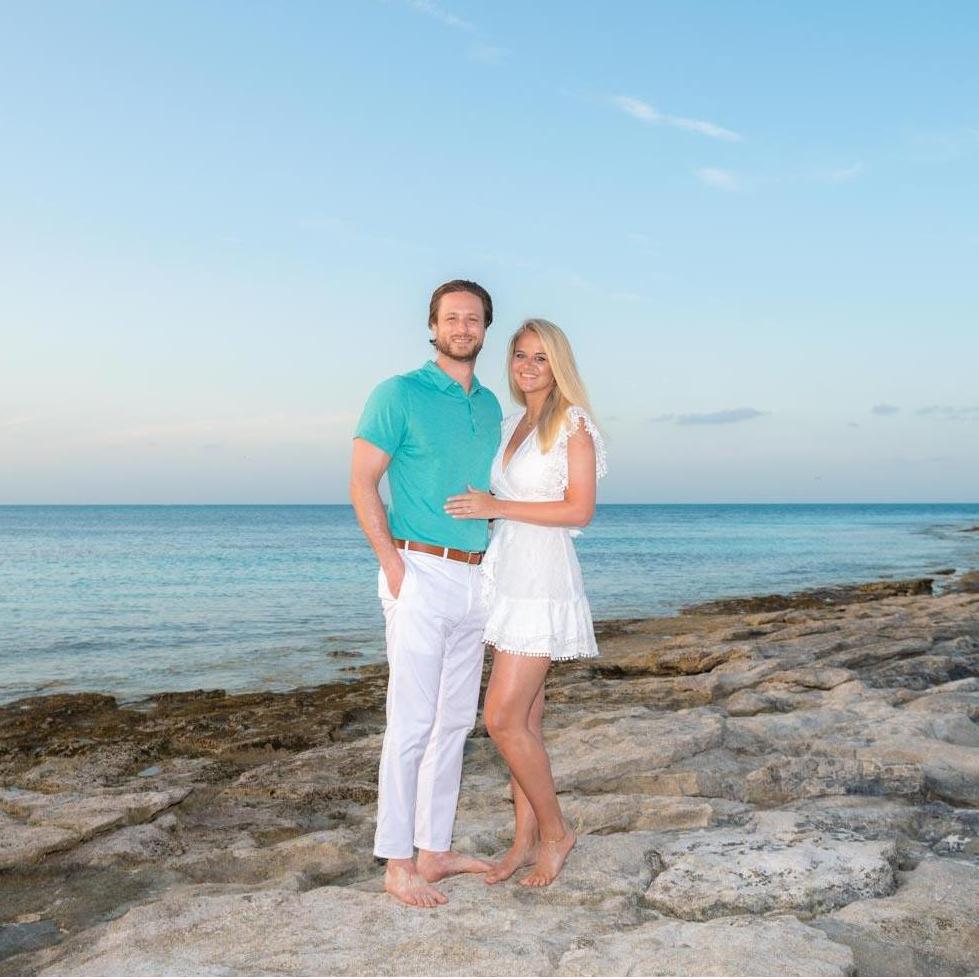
554, 406, 607, 492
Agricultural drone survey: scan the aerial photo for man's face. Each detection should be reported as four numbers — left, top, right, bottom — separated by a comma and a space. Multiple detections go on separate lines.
430, 291, 487, 364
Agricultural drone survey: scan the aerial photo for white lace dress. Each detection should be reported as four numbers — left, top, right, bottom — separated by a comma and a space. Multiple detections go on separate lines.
481, 406, 608, 660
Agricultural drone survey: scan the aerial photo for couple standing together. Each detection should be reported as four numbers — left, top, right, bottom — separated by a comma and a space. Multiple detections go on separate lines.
350, 279, 607, 907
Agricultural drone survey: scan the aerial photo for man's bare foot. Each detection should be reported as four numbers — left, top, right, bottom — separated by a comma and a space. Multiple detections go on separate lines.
416, 849, 494, 883
384, 862, 448, 908
519, 824, 575, 887
484, 841, 539, 884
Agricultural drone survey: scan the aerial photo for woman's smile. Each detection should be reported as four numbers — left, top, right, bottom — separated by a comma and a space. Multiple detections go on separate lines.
511, 332, 555, 393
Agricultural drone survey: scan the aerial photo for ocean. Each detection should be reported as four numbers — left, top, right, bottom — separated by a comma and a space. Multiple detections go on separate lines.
2, 504, 978, 705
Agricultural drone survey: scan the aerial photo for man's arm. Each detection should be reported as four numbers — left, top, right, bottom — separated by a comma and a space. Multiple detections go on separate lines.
349, 437, 406, 597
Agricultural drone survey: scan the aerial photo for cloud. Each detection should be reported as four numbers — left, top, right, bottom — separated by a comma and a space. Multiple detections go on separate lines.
402, 0, 506, 63
614, 95, 659, 123
612, 96, 743, 142
404, 0, 475, 32
883, 454, 950, 466
470, 42, 507, 64
670, 116, 743, 141
676, 407, 767, 425
650, 408, 767, 425
695, 167, 740, 191
0, 413, 46, 432
871, 404, 900, 416
817, 162, 865, 183
917, 404, 979, 421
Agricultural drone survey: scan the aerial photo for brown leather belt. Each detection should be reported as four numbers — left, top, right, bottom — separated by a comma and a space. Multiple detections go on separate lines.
393, 538, 484, 565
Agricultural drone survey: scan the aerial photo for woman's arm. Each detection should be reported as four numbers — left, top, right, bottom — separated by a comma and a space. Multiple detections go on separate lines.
444, 425, 597, 529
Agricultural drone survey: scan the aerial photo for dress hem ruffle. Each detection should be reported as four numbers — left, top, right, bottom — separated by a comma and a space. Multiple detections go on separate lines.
482, 629, 599, 661
483, 641, 599, 662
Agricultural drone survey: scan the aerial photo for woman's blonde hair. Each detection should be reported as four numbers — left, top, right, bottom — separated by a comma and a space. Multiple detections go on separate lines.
507, 318, 597, 453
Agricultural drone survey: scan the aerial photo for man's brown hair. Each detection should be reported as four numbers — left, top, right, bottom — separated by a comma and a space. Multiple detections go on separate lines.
428, 279, 493, 329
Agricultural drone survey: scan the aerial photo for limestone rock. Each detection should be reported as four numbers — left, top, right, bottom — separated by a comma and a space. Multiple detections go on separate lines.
172, 826, 365, 885
854, 735, 979, 806
0, 787, 190, 838
37, 834, 662, 976
64, 821, 184, 868
5, 580, 979, 976
557, 914, 855, 977
0, 788, 188, 870
815, 856, 979, 975
781, 795, 923, 841
561, 794, 719, 836
0, 812, 77, 870
229, 737, 382, 805
546, 707, 725, 793
743, 755, 925, 805
645, 814, 897, 920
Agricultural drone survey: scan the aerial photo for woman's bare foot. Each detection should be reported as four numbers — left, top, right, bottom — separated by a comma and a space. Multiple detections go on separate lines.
416, 849, 494, 883
484, 840, 539, 884
519, 824, 575, 887
384, 862, 447, 908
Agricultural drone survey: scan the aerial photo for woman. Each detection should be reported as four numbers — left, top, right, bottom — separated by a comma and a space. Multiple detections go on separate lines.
445, 318, 606, 887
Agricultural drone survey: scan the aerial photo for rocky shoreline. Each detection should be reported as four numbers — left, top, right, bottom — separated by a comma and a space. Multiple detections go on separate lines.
2, 573, 978, 976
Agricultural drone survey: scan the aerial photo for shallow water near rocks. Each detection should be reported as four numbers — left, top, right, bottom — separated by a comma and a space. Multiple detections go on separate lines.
2, 503, 978, 703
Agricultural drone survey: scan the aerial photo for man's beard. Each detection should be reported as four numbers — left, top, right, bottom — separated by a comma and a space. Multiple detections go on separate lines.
433, 335, 484, 363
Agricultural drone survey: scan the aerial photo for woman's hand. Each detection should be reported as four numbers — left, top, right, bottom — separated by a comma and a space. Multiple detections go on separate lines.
444, 485, 500, 520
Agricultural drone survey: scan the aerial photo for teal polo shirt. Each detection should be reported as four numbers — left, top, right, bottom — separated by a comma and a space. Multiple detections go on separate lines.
355, 360, 503, 552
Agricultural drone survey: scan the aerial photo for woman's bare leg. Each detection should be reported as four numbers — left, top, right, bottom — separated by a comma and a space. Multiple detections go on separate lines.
483, 650, 574, 886
485, 675, 544, 883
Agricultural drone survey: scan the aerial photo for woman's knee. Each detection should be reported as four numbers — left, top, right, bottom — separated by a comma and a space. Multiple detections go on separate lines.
484, 699, 522, 744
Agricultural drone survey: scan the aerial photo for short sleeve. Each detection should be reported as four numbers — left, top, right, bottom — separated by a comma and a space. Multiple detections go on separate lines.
354, 378, 409, 456
555, 406, 607, 490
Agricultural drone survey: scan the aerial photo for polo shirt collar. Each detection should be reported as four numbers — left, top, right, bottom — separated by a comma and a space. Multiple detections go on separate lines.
422, 359, 483, 395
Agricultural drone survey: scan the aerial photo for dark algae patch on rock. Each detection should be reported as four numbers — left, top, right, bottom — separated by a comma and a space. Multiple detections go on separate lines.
0, 669, 390, 782
681, 576, 934, 616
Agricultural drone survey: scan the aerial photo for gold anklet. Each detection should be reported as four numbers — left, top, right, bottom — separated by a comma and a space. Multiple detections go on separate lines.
539, 826, 572, 847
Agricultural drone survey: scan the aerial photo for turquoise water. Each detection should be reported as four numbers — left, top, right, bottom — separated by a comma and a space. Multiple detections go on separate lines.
1, 504, 978, 705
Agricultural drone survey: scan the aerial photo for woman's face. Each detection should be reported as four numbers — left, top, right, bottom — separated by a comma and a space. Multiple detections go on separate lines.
511, 330, 555, 399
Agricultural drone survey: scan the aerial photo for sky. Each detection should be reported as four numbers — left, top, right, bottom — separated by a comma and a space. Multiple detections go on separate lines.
1, 0, 977, 504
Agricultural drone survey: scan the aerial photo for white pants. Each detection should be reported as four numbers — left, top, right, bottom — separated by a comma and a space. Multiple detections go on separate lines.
373, 549, 487, 859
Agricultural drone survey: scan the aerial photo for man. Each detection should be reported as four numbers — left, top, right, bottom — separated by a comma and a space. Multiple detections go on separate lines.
350, 279, 503, 907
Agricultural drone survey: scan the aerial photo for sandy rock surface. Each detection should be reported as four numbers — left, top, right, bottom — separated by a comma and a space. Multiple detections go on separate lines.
2, 577, 978, 976
556, 915, 856, 977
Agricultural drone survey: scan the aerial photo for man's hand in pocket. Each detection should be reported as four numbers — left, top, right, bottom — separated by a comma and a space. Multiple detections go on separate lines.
381, 555, 406, 599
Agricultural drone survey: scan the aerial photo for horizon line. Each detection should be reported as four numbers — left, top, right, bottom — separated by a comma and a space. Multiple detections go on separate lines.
2, 501, 978, 508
